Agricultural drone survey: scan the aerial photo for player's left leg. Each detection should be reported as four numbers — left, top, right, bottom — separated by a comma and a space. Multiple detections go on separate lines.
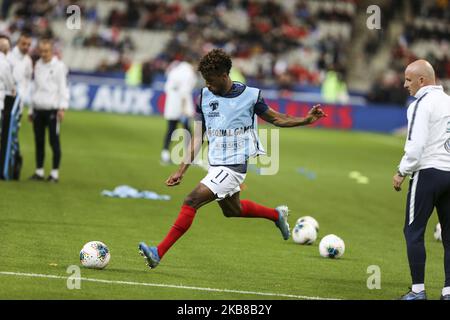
180, 116, 191, 133
218, 192, 290, 240
161, 120, 178, 164
217, 192, 242, 217
30, 110, 46, 180
47, 110, 61, 182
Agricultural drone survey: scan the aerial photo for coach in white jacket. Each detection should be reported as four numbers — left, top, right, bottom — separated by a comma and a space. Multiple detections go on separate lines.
7, 32, 32, 110
394, 60, 450, 300
29, 38, 69, 182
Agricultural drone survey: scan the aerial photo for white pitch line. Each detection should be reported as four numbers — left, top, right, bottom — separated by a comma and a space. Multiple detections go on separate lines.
0, 271, 339, 300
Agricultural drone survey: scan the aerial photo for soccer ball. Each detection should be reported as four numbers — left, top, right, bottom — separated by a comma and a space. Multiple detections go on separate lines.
434, 223, 442, 242
292, 222, 317, 245
319, 234, 345, 259
296, 216, 319, 233
80, 241, 111, 269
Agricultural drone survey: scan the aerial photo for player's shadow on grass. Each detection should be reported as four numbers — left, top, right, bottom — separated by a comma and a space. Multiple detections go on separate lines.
308, 255, 358, 262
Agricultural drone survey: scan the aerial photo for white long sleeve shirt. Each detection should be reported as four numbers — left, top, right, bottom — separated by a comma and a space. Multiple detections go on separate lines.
0, 51, 15, 111
7, 46, 32, 104
163, 61, 197, 120
398, 85, 450, 175
31, 56, 69, 112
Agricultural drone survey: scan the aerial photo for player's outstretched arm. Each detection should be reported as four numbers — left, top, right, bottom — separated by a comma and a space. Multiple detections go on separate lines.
259, 104, 327, 127
166, 120, 205, 187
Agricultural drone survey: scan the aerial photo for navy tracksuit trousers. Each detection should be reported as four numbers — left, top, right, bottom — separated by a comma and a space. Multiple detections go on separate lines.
404, 168, 450, 286
32, 110, 61, 170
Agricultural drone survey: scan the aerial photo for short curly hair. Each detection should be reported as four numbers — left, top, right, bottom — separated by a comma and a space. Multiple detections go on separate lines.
198, 49, 232, 78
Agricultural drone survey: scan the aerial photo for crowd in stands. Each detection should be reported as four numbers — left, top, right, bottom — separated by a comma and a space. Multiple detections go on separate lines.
0, 0, 356, 97
3, 0, 449, 106
134, 0, 356, 92
106, 1, 183, 30
0, 0, 73, 63
368, 0, 450, 105
0, 0, 136, 72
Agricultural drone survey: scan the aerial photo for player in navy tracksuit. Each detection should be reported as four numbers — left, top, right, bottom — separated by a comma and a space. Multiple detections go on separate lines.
393, 59, 450, 300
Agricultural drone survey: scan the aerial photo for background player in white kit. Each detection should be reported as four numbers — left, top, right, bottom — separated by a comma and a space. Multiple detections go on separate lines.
0, 35, 15, 117
7, 31, 32, 111
160, 58, 197, 165
29, 38, 69, 183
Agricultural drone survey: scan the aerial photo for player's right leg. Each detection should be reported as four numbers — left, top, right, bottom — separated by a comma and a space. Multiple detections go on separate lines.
139, 183, 216, 269
401, 169, 435, 300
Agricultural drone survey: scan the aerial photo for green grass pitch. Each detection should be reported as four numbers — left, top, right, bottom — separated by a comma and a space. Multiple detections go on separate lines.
0, 110, 444, 300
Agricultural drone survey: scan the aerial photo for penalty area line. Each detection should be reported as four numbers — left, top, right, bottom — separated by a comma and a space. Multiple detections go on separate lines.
0, 271, 340, 300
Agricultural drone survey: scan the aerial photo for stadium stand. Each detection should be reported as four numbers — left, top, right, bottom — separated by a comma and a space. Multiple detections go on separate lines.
365, 0, 450, 104
0, 0, 448, 106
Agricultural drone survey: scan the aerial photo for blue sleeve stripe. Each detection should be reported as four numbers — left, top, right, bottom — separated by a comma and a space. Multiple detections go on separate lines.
408, 93, 428, 141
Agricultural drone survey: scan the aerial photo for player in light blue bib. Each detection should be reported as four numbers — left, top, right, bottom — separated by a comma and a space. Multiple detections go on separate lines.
139, 49, 326, 269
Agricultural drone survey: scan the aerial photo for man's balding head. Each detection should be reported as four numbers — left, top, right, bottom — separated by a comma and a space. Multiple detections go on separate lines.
404, 59, 436, 96
0, 35, 11, 54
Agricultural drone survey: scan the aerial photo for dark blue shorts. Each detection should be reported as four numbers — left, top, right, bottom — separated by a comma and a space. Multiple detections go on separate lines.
405, 168, 450, 234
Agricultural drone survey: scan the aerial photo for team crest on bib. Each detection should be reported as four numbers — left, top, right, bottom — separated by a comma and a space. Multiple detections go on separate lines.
209, 100, 219, 111
445, 138, 450, 153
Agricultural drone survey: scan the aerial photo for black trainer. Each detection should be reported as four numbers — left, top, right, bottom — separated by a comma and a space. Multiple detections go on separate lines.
46, 175, 59, 183
29, 173, 45, 181
441, 294, 450, 300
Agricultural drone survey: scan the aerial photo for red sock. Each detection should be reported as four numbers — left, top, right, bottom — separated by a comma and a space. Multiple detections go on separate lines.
240, 200, 278, 221
157, 205, 196, 259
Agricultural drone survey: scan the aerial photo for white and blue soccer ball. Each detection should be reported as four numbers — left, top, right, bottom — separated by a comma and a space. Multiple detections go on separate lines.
434, 223, 442, 242
80, 241, 111, 269
292, 222, 317, 245
296, 216, 319, 233
319, 234, 345, 259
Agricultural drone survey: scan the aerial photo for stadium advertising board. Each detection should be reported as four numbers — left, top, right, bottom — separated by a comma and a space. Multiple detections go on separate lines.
69, 79, 407, 133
